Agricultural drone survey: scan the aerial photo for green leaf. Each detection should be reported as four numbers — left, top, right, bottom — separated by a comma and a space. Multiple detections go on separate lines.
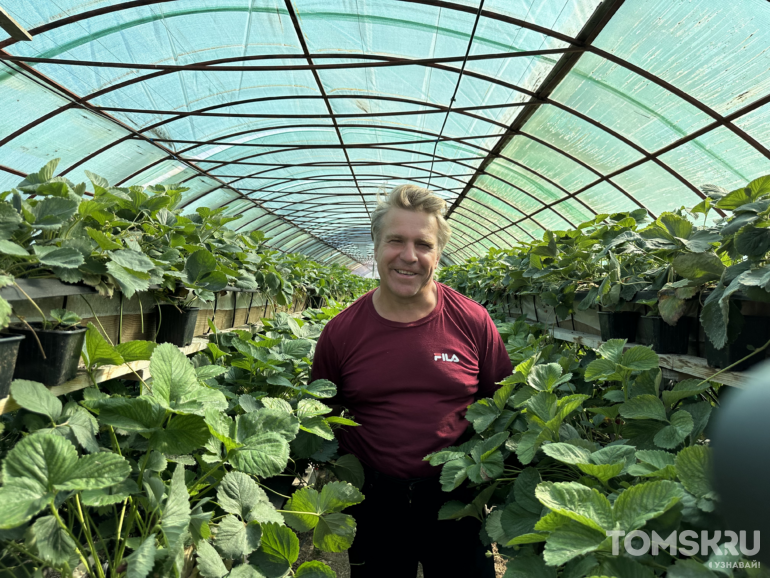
237, 409, 300, 443
614, 480, 684, 532
466, 399, 501, 432
0, 201, 23, 240
636, 450, 676, 469
10, 380, 62, 421
502, 550, 557, 578
0, 239, 29, 257
329, 454, 365, 489
109, 249, 155, 272
0, 295, 11, 330
312, 513, 356, 552
541, 443, 592, 465
302, 379, 337, 399
597, 339, 626, 363
735, 226, 770, 257
654, 411, 694, 449
31, 197, 78, 230
0, 482, 51, 529
295, 561, 336, 578
667, 558, 719, 578
31, 515, 76, 566
535, 482, 613, 532
514, 468, 543, 515
35, 246, 84, 269
300, 416, 334, 440
3, 434, 77, 492
528, 363, 572, 392
55, 451, 131, 491
675, 445, 712, 498
83, 322, 123, 368
620, 395, 668, 422
98, 397, 166, 432
230, 431, 290, 477
162, 464, 191, 556
196, 540, 228, 578
186, 249, 217, 283
659, 213, 693, 240
584, 358, 619, 381
661, 379, 711, 408
215, 515, 262, 559
251, 522, 299, 576
149, 414, 211, 455
115, 340, 157, 363
107, 261, 150, 299
87, 227, 122, 251
228, 565, 265, 578
577, 462, 625, 483
620, 346, 659, 371
150, 343, 227, 415
673, 253, 725, 283
217, 472, 262, 519
599, 556, 657, 578
543, 518, 608, 566
126, 534, 157, 578
81, 479, 138, 507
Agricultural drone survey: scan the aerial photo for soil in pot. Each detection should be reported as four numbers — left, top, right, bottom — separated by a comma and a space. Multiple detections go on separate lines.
638, 316, 691, 354
0, 334, 24, 398
156, 305, 200, 347
705, 315, 770, 372
598, 311, 640, 342
7, 324, 86, 387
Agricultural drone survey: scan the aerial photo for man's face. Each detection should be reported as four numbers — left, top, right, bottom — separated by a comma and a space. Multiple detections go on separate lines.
374, 208, 441, 302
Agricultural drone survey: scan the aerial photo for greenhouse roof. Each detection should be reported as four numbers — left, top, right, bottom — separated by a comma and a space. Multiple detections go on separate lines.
1, 0, 769, 269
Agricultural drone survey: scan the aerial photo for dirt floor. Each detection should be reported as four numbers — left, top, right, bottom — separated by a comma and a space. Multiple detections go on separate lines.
292, 533, 507, 578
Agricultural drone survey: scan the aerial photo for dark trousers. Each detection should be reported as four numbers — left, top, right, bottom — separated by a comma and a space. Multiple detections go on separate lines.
345, 463, 496, 578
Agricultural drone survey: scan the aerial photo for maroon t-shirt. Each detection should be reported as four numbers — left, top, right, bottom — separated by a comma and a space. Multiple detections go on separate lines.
311, 282, 513, 478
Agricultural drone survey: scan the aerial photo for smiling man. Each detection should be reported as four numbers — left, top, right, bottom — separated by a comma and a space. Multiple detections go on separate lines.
311, 185, 512, 577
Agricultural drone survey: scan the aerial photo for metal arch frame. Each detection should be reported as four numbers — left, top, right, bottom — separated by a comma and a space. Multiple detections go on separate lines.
1, 2, 769, 261
453, 196, 535, 241
452, 202, 531, 243
0, 59, 370, 268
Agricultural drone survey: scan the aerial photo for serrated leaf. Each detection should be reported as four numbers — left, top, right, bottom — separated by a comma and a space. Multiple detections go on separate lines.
149, 414, 210, 455
31, 197, 78, 230
541, 443, 592, 465
300, 416, 334, 440
55, 451, 131, 491
675, 445, 712, 498
10, 380, 62, 421
577, 462, 625, 483
536, 482, 613, 532
597, 339, 626, 363
613, 480, 684, 532
0, 482, 51, 529
295, 561, 336, 577
115, 340, 157, 363
620, 346, 659, 371
302, 379, 336, 399
584, 359, 618, 381
543, 518, 608, 566
195, 540, 227, 578
98, 397, 166, 432
217, 472, 261, 519
673, 253, 725, 283
83, 322, 123, 368
126, 534, 157, 578
215, 515, 261, 559
107, 262, 150, 299
31, 515, 76, 565
162, 464, 191, 556
36, 246, 84, 268
251, 522, 298, 576
654, 411, 694, 449
81, 479, 138, 506
620, 395, 668, 422
329, 454, 364, 489
502, 550, 557, 578
0, 239, 29, 256
528, 363, 571, 392
661, 379, 711, 408
466, 399, 500, 432
230, 431, 290, 477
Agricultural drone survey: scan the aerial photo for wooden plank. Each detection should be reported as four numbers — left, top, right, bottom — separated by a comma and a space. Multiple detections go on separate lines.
550, 327, 748, 388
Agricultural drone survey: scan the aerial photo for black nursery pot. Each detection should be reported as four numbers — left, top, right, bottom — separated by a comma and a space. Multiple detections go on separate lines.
705, 315, 770, 372
156, 305, 200, 347
0, 334, 24, 398
638, 316, 691, 354
598, 310, 640, 342
7, 324, 86, 387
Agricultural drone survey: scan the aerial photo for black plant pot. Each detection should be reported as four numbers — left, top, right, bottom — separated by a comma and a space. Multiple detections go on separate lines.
638, 316, 691, 354
7, 324, 86, 386
705, 315, 770, 372
156, 305, 200, 347
598, 311, 640, 342
0, 334, 24, 398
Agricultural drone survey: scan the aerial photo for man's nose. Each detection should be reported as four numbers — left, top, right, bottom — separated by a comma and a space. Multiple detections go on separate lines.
401, 242, 418, 262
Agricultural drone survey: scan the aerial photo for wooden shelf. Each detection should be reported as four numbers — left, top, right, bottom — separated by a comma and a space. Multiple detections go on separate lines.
550, 327, 748, 389
0, 312, 305, 415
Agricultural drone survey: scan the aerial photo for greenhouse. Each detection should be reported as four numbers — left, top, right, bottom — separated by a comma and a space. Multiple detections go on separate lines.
0, 0, 769, 577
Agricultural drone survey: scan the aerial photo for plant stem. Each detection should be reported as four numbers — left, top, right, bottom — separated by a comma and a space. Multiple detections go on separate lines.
73, 495, 106, 578
695, 335, 770, 388
50, 504, 95, 577
13, 313, 47, 359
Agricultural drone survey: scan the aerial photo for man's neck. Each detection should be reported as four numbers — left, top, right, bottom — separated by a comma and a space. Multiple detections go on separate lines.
372, 281, 438, 323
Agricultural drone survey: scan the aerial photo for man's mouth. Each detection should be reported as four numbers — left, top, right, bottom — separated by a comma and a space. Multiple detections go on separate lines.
394, 269, 416, 276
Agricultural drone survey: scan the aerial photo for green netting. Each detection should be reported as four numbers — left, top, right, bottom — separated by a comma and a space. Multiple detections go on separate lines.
0, 0, 769, 270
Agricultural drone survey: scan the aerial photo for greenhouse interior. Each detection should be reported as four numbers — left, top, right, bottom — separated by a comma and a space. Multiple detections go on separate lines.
0, 0, 769, 577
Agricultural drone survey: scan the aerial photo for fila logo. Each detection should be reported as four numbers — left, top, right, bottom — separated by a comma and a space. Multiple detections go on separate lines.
434, 353, 460, 362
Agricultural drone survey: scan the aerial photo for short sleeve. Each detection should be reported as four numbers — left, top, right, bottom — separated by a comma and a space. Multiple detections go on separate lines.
476, 313, 513, 399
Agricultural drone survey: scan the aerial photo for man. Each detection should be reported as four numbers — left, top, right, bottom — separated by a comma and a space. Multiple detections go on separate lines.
311, 185, 512, 577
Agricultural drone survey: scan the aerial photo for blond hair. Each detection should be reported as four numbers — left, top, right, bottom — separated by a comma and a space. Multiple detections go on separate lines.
370, 185, 451, 253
